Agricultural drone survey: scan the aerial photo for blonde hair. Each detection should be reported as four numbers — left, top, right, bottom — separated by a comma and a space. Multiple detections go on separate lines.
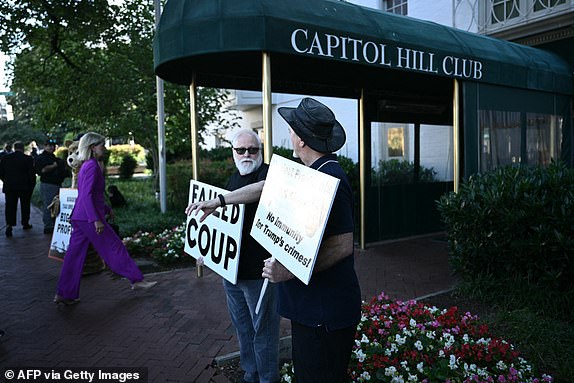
77, 132, 105, 162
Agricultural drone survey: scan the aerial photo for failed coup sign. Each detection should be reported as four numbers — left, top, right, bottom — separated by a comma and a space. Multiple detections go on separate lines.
184, 180, 245, 284
250, 155, 339, 285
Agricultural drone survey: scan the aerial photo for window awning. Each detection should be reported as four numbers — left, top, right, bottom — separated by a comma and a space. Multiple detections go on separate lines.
153, 0, 573, 96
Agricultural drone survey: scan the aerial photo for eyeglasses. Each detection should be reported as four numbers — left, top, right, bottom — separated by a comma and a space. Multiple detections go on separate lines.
233, 147, 260, 155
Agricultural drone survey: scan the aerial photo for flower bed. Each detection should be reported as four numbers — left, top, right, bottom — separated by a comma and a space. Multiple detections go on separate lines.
281, 292, 553, 383
123, 222, 190, 266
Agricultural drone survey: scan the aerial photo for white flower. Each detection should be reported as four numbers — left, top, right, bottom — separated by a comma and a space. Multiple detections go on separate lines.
414, 340, 423, 351
463, 333, 470, 343
409, 318, 417, 328
428, 306, 440, 314
408, 373, 419, 382
438, 350, 445, 358
354, 348, 367, 363
417, 362, 424, 373
426, 331, 436, 340
476, 337, 491, 346
385, 366, 397, 376
360, 371, 371, 381
497, 360, 508, 371
442, 333, 455, 348
361, 334, 369, 343
283, 374, 292, 383
449, 354, 458, 370
395, 334, 406, 345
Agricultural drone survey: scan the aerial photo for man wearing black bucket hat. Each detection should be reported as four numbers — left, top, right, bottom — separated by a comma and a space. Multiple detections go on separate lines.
186, 98, 361, 383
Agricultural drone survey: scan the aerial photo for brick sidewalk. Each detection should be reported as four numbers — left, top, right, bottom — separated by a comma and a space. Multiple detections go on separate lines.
0, 190, 454, 382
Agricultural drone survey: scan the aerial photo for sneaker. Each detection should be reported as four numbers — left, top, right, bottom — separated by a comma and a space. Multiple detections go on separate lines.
23, 224, 33, 230
5, 226, 12, 237
131, 280, 158, 290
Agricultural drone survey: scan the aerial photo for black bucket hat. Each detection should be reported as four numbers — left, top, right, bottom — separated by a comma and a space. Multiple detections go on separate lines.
278, 98, 346, 153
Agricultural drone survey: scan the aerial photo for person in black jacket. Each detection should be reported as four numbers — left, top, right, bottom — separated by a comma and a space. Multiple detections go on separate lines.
34, 139, 68, 234
0, 141, 37, 237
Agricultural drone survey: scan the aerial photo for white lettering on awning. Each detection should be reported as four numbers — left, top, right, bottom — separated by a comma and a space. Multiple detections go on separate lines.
290, 28, 483, 80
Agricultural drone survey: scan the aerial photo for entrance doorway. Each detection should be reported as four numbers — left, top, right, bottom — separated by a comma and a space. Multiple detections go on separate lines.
363, 89, 454, 243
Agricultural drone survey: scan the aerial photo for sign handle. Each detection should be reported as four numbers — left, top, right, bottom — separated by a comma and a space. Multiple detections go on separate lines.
255, 278, 269, 315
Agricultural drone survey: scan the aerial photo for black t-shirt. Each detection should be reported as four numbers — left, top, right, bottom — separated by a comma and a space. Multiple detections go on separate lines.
226, 163, 269, 280
277, 154, 362, 330
34, 152, 67, 186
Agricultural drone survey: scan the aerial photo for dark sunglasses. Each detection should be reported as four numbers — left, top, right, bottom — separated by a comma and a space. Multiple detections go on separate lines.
233, 147, 260, 155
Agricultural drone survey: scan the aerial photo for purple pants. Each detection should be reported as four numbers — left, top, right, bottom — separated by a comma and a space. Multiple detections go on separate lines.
56, 219, 144, 299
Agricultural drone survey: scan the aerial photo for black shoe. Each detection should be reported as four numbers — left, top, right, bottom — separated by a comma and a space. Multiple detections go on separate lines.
23, 224, 33, 230
5, 226, 12, 237
43, 227, 54, 234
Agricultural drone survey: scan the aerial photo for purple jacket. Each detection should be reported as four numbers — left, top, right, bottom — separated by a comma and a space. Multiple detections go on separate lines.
71, 158, 111, 223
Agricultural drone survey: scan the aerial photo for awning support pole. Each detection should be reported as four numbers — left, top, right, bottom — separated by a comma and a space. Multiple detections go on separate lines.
154, 0, 166, 213
359, 90, 366, 249
453, 79, 460, 193
262, 52, 273, 163
189, 74, 202, 278
189, 74, 200, 181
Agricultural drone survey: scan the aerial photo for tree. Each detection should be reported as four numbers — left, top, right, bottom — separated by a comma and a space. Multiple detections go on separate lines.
0, 0, 239, 171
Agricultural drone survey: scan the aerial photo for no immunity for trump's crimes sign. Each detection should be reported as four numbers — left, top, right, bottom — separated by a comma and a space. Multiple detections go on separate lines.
250, 154, 339, 285
48, 188, 78, 261
184, 180, 245, 284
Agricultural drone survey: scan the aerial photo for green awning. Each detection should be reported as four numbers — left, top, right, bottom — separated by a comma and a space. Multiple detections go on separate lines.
153, 0, 573, 95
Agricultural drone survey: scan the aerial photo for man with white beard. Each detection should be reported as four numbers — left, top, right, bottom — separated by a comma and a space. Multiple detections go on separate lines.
222, 129, 280, 383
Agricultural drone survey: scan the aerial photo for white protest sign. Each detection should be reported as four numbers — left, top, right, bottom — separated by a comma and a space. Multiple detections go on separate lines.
184, 180, 245, 284
48, 188, 78, 261
250, 155, 339, 285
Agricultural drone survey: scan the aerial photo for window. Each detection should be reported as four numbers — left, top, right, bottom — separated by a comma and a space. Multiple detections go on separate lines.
383, 0, 408, 15
479, 110, 563, 172
534, 0, 566, 12
526, 114, 562, 166
479, 110, 521, 171
491, 0, 520, 23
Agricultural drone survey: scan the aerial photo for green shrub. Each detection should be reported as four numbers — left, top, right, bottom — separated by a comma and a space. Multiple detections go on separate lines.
166, 158, 236, 212
106, 177, 184, 236
108, 144, 145, 166
437, 162, 574, 310
372, 159, 437, 184
271, 146, 294, 160
201, 146, 231, 161
118, 154, 138, 179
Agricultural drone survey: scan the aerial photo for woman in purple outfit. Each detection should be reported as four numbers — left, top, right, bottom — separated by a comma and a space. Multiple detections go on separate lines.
54, 132, 156, 305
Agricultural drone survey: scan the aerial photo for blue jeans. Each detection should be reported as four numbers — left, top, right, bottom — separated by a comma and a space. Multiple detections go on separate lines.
40, 182, 60, 230
223, 278, 280, 383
